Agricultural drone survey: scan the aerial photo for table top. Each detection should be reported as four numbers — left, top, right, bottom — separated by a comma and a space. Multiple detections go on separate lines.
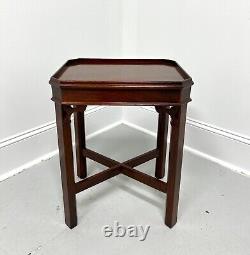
49, 58, 193, 89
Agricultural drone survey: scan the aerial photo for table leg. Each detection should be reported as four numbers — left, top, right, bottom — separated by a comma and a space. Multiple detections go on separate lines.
55, 103, 77, 228
74, 107, 87, 179
155, 106, 169, 179
165, 104, 187, 227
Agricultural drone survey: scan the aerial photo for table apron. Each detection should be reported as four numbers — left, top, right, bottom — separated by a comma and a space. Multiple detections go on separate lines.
53, 87, 191, 105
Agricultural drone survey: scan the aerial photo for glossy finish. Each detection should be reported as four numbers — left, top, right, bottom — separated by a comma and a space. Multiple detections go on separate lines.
50, 58, 194, 229
50, 58, 193, 106
50, 58, 192, 86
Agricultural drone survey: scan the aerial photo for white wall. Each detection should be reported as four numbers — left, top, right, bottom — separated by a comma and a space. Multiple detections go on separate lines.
0, 0, 122, 139
121, 0, 250, 173
123, 0, 250, 138
1, 0, 250, 179
0, 0, 123, 178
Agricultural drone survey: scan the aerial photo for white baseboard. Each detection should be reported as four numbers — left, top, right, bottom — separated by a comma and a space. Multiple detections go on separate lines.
123, 106, 250, 177
1, 105, 249, 182
0, 106, 123, 182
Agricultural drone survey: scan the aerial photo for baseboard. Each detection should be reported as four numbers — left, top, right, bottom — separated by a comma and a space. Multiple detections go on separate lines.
2, 105, 249, 182
0, 106, 123, 182
123, 106, 250, 177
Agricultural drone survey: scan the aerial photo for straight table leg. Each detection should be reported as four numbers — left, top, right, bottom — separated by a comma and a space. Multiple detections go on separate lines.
165, 104, 187, 228
74, 108, 87, 179
155, 106, 169, 179
55, 103, 77, 228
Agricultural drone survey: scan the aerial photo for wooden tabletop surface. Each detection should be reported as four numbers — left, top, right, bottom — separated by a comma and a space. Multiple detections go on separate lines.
50, 58, 193, 87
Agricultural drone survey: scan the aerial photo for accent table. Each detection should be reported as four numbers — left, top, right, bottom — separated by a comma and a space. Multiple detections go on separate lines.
49, 58, 194, 229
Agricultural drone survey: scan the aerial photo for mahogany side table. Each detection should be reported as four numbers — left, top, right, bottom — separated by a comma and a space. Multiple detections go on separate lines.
49, 58, 194, 229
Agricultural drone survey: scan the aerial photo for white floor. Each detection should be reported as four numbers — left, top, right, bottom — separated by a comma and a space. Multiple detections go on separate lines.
0, 124, 250, 255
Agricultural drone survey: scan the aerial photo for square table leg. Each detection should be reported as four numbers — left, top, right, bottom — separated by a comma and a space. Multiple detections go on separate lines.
165, 104, 187, 227
155, 106, 169, 179
74, 107, 87, 179
55, 103, 77, 228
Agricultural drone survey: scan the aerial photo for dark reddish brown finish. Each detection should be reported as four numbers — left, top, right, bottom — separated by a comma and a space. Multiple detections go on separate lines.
165, 104, 187, 227
50, 58, 193, 229
155, 106, 169, 179
54, 103, 77, 228
74, 109, 87, 179
75, 165, 121, 194
50, 58, 193, 106
51, 58, 192, 85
